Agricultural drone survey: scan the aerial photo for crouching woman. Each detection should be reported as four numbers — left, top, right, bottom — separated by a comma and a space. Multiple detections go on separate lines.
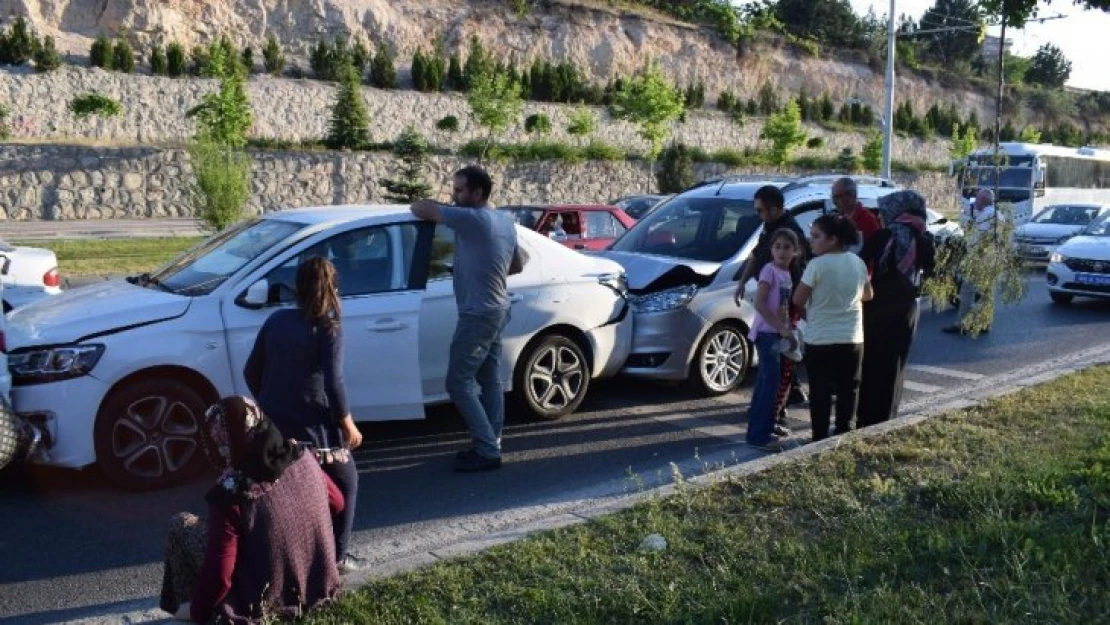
160, 396, 342, 623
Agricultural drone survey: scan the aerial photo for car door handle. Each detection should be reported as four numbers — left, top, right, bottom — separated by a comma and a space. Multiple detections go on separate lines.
508, 292, 523, 303
367, 320, 407, 332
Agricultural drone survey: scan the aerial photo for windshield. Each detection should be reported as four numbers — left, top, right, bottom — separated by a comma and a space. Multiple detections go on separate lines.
1083, 213, 1110, 236
147, 219, 304, 296
963, 166, 1032, 190
1032, 205, 1101, 226
609, 195, 759, 262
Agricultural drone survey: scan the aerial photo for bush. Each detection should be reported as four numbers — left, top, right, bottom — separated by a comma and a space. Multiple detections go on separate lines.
89, 34, 112, 69
718, 90, 736, 112
369, 42, 397, 89
379, 127, 433, 203
862, 132, 883, 173
33, 35, 61, 72
263, 34, 284, 75
584, 140, 625, 161
0, 102, 12, 140
112, 39, 135, 73
710, 147, 747, 167
163, 42, 186, 77
189, 139, 251, 232
757, 81, 780, 115
806, 136, 825, 149
436, 115, 460, 132
0, 17, 40, 66
326, 62, 371, 150
150, 44, 167, 75
656, 143, 696, 194
836, 147, 861, 173
69, 92, 123, 118
240, 47, 254, 74
524, 113, 552, 135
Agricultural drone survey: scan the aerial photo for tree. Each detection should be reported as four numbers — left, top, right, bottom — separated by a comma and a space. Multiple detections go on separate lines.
186, 60, 253, 148
761, 101, 808, 166
463, 35, 491, 90
167, 42, 187, 77
979, 0, 1110, 29
757, 81, 780, 115
447, 54, 464, 91
608, 62, 686, 163
326, 61, 371, 150
0, 17, 39, 66
350, 39, 370, 76
466, 70, 524, 160
240, 47, 254, 74
949, 123, 979, 161
112, 39, 135, 73
263, 34, 285, 75
411, 50, 428, 91
378, 127, 433, 203
861, 132, 883, 172
567, 106, 598, 146
369, 43, 397, 89
1018, 125, 1042, 143
819, 91, 835, 122
33, 36, 61, 72
919, 0, 983, 64
90, 34, 112, 69
150, 44, 167, 75
775, 0, 866, 50
524, 113, 552, 136
1024, 43, 1071, 89
656, 143, 696, 194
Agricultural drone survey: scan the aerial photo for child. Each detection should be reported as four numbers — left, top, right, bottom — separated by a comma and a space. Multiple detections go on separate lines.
745, 228, 802, 452
792, 215, 873, 442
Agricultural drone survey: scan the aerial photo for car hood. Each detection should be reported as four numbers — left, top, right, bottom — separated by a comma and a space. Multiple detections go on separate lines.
594, 251, 720, 292
1016, 223, 1085, 239
1057, 236, 1110, 261
6, 279, 190, 348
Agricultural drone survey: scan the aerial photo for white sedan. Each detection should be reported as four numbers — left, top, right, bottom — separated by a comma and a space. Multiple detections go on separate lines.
6, 206, 632, 490
0, 239, 62, 312
1047, 211, 1110, 304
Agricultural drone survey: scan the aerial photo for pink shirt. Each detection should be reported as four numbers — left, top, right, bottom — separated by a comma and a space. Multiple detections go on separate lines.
750, 263, 792, 340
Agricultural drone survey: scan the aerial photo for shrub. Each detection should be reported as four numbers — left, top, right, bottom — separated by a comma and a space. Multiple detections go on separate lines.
189, 139, 251, 232
718, 90, 736, 112
112, 38, 135, 73
350, 39, 370, 76
862, 132, 883, 173
379, 127, 433, 203
819, 91, 835, 121
263, 34, 284, 75
369, 42, 397, 89
656, 143, 696, 194
0, 17, 39, 66
186, 59, 252, 148
326, 62, 371, 150
166, 42, 186, 77
33, 35, 61, 72
566, 106, 598, 144
760, 100, 807, 166
150, 44, 167, 75
836, 147, 861, 173
69, 92, 123, 118
240, 47, 254, 74
710, 147, 747, 167
0, 102, 12, 140
584, 140, 625, 161
89, 34, 112, 68
757, 81, 780, 115
806, 136, 825, 149
524, 113, 552, 135
436, 115, 460, 132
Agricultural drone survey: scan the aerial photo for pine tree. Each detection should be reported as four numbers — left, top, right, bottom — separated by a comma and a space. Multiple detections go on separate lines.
411, 50, 427, 91
262, 34, 285, 75
369, 42, 396, 89
167, 42, 186, 77
150, 44, 167, 75
33, 35, 61, 72
326, 61, 371, 150
240, 47, 253, 74
819, 91, 835, 122
350, 39, 370, 76
379, 127, 433, 203
90, 34, 112, 69
112, 39, 135, 73
462, 34, 489, 91
447, 54, 464, 91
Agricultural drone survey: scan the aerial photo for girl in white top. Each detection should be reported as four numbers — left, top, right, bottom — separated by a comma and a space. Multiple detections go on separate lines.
792, 214, 873, 441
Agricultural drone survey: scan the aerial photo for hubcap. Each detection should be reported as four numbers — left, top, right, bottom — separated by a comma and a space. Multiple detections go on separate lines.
528, 345, 584, 411
700, 328, 746, 392
111, 395, 199, 480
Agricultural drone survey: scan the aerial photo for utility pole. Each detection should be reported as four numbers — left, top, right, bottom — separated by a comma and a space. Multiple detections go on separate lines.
881, 0, 896, 180
992, 0, 1008, 238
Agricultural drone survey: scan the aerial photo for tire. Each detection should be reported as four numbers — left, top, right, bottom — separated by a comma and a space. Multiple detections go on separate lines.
514, 334, 590, 420
1050, 292, 1074, 305
0, 398, 23, 472
94, 378, 208, 491
687, 322, 751, 396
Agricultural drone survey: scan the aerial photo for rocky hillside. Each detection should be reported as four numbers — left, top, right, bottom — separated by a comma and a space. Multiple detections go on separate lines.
0, 0, 1011, 124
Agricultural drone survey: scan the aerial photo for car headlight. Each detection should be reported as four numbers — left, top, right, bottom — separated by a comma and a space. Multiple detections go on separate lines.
8, 344, 105, 385
1049, 251, 1068, 264
630, 285, 697, 314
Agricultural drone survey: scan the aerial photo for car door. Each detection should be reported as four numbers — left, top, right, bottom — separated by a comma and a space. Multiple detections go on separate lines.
221, 222, 427, 422
581, 210, 629, 250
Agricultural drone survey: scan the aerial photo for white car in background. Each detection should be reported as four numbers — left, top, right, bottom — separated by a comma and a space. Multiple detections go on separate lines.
1046, 211, 1110, 304
6, 206, 632, 490
1015, 204, 1108, 266
0, 238, 62, 312
925, 208, 963, 243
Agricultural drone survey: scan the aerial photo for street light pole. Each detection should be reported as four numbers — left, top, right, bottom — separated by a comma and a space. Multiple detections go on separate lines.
882, 0, 896, 180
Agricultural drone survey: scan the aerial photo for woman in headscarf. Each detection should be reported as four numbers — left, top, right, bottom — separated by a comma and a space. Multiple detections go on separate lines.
857, 190, 936, 428
159, 396, 342, 624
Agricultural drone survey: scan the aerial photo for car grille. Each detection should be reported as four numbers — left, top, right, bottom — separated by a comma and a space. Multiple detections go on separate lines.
1014, 236, 1059, 245
1063, 282, 1110, 294
1064, 258, 1110, 274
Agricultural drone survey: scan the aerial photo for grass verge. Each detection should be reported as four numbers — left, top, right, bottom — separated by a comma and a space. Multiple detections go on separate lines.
306, 367, 1110, 624
11, 237, 204, 276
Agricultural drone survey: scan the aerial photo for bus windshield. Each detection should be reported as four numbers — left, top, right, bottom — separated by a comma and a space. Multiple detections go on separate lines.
963, 166, 1032, 190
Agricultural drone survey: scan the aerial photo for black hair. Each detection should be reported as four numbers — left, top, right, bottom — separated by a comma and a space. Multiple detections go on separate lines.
769, 227, 801, 273
812, 214, 859, 248
754, 185, 785, 211
454, 165, 493, 201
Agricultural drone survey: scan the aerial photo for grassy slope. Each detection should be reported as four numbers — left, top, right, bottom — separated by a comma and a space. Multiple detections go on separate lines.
10, 237, 204, 277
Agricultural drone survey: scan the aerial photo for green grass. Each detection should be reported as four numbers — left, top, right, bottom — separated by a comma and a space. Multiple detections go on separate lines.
305, 368, 1110, 624
10, 237, 204, 276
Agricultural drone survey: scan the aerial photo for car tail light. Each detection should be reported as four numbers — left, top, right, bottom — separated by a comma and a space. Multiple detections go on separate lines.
43, 267, 61, 288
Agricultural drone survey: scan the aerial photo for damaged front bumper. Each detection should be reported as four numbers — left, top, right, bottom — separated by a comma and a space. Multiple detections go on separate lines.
0, 398, 45, 470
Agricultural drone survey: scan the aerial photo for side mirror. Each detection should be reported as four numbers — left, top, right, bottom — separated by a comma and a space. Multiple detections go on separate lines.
0, 253, 9, 277
240, 279, 270, 308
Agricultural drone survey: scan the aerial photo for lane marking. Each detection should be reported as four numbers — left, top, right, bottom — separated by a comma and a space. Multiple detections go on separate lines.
904, 380, 944, 393
906, 364, 984, 381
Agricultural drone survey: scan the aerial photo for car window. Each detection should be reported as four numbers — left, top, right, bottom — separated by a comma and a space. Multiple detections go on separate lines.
585, 210, 627, 239
500, 207, 545, 230
266, 224, 418, 302
429, 224, 456, 281
790, 201, 826, 237
1082, 213, 1110, 236
1033, 205, 1100, 225
538, 210, 583, 240
611, 195, 758, 262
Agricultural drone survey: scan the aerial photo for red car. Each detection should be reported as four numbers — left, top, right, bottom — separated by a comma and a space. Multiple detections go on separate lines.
499, 204, 636, 251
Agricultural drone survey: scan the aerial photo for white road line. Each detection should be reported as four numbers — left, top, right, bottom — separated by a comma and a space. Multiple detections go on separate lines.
904, 380, 944, 393
906, 364, 985, 381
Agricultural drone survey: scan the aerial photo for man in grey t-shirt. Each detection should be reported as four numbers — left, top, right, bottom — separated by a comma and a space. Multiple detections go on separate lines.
411, 165, 525, 472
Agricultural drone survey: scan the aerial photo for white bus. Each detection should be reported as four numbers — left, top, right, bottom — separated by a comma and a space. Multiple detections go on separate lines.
951, 142, 1110, 225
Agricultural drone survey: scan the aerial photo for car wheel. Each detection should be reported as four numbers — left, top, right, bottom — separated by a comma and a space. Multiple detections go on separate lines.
94, 378, 207, 491
514, 334, 590, 420
0, 398, 22, 472
1050, 292, 1074, 305
688, 322, 750, 396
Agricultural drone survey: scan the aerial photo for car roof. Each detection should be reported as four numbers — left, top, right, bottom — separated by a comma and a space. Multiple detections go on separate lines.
678, 175, 897, 201
261, 204, 415, 226
500, 204, 618, 211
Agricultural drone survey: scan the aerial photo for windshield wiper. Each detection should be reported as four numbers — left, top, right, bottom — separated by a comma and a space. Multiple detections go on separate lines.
172, 275, 229, 296
131, 272, 173, 292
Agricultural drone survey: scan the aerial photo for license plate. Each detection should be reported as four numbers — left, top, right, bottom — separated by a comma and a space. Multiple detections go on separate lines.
1076, 273, 1110, 286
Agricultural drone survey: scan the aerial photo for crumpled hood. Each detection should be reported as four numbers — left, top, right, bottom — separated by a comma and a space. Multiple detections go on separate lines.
6, 280, 190, 348
1057, 236, 1110, 262
595, 251, 719, 292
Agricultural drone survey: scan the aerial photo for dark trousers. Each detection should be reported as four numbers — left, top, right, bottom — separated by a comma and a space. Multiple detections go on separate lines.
321, 458, 358, 560
805, 343, 863, 441
858, 294, 919, 427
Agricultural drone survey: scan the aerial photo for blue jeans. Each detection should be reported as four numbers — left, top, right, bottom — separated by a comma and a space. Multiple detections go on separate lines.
446, 310, 509, 459
746, 332, 782, 445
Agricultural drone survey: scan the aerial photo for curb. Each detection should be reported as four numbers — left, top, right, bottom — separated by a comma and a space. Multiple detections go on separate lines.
41, 344, 1110, 624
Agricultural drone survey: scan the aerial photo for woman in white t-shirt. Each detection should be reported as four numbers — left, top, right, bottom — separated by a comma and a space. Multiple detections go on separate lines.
792, 214, 873, 441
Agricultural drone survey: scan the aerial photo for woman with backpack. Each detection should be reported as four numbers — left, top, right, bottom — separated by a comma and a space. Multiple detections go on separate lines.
857, 190, 936, 428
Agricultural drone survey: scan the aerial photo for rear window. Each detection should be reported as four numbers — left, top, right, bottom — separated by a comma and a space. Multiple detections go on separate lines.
610, 195, 758, 262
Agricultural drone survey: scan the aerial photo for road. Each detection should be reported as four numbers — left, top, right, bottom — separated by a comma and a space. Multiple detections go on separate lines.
2, 274, 1110, 624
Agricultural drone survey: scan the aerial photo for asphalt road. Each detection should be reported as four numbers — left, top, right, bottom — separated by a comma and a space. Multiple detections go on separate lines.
3, 273, 1110, 624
